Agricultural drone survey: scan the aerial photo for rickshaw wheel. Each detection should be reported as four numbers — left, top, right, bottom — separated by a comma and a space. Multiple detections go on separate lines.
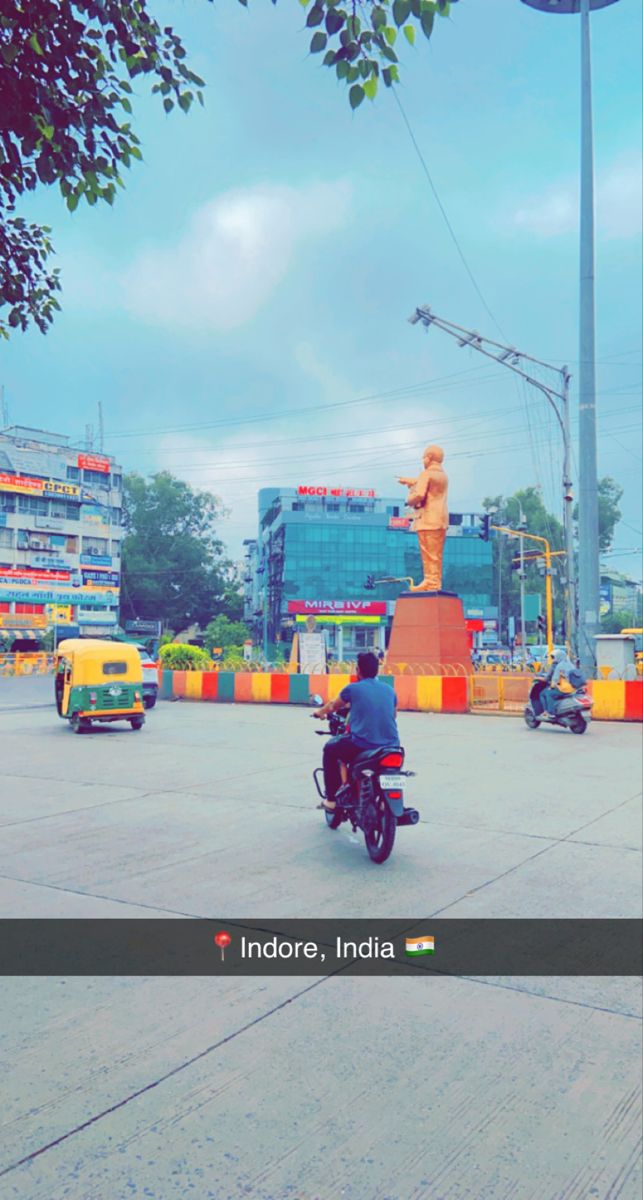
70, 713, 89, 734
130, 716, 145, 731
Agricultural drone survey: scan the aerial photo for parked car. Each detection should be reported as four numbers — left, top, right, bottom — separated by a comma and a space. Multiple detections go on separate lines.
135, 645, 159, 709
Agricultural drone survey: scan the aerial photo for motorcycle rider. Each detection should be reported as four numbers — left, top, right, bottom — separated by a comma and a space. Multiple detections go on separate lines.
540, 648, 576, 717
314, 650, 400, 812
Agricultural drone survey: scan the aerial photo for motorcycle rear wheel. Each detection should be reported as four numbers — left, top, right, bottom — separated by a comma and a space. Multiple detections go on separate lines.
570, 714, 588, 735
363, 793, 396, 864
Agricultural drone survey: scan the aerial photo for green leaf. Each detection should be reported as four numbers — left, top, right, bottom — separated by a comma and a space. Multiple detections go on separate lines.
403, 24, 416, 45
392, 0, 411, 27
121, 97, 132, 114
66, 193, 79, 213
421, 9, 435, 38
335, 59, 349, 80
28, 32, 43, 56
372, 6, 387, 31
163, 97, 174, 113
310, 31, 327, 53
178, 92, 193, 112
349, 84, 364, 109
129, 145, 143, 160
306, 5, 324, 27
384, 26, 397, 46
363, 75, 378, 101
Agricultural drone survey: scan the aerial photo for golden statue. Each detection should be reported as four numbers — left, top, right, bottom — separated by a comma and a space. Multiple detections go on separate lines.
398, 444, 449, 592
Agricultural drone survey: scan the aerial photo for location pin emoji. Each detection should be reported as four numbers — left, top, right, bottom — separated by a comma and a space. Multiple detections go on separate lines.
214, 930, 232, 963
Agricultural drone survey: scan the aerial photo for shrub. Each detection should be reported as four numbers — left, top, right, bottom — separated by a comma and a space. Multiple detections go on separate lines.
159, 643, 211, 671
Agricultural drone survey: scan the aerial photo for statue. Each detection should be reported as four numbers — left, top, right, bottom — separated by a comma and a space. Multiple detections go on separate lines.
398, 444, 449, 592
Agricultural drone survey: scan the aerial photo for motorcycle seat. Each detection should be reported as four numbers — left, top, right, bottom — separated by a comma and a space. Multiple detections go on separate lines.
351, 745, 403, 769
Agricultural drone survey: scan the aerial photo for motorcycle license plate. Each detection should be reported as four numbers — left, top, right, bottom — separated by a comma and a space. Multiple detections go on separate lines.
379, 775, 403, 790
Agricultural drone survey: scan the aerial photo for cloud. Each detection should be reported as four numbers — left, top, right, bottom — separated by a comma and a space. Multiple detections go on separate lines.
120, 180, 352, 330
511, 152, 642, 240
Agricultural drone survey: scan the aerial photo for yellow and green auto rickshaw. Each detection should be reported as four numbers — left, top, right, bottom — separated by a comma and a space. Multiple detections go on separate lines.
54, 639, 145, 733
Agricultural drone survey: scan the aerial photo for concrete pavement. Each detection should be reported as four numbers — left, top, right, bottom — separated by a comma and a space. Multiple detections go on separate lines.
1, 676, 641, 1199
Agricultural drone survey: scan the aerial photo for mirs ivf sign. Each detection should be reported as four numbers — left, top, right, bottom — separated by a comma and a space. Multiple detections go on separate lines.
287, 600, 386, 615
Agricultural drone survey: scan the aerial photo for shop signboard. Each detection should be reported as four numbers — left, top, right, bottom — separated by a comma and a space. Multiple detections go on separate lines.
0, 613, 48, 629
78, 453, 110, 474
81, 568, 120, 588
82, 504, 110, 526
45, 604, 74, 625
0, 472, 79, 499
0, 587, 117, 606
124, 619, 162, 636
297, 485, 376, 499
388, 517, 412, 530
77, 609, 117, 625
0, 566, 70, 583
80, 554, 112, 567
29, 555, 71, 571
287, 600, 386, 616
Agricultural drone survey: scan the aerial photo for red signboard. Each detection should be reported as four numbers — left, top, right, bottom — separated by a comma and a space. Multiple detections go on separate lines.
0, 566, 71, 583
388, 517, 412, 529
78, 453, 110, 473
287, 600, 386, 616
297, 486, 376, 499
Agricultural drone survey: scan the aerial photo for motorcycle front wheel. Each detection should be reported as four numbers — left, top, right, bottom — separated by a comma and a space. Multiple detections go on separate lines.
363, 794, 396, 864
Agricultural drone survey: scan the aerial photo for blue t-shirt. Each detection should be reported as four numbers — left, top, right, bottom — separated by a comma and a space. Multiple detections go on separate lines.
339, 678, 399, 749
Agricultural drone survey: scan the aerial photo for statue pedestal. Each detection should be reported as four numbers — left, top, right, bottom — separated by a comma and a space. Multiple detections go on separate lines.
386, 591, 472, 674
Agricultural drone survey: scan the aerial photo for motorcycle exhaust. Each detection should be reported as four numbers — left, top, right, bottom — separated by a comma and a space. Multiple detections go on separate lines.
397, 808, 420, 826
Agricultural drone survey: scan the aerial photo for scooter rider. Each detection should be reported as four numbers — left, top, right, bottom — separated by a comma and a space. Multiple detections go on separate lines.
313, 651, 399, 812
541, 648, 576, 717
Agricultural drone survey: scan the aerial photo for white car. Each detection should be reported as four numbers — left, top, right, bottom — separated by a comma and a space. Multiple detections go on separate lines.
135, 646, 159, 709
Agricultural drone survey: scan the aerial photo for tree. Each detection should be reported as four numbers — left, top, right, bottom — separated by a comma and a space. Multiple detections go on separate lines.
203, 615, 250, 656
573, 477, 623, 553
600, 610, 636, 635
1, 0, 457, 337
121, 471, 235, 631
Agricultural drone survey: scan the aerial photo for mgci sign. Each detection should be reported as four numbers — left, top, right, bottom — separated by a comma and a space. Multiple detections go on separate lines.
297, 486, 376, 499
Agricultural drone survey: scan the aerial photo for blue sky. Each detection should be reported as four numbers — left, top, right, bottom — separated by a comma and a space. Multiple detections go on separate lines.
3, 0, 641, 575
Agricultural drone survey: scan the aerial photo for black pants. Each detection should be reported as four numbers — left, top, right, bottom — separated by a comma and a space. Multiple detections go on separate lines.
322, 735, 364, 801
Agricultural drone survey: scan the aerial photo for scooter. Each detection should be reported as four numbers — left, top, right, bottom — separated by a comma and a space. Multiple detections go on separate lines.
524, 676, 593, 735
310, 697, 419, 864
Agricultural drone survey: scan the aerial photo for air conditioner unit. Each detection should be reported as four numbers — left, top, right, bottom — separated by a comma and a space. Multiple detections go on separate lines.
30, 538, 45, 550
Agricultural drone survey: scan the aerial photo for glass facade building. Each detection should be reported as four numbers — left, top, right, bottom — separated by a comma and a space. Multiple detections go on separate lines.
244, 487, 494, 656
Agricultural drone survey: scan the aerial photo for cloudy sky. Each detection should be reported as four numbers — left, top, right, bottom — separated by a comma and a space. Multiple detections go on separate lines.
3, 0, 641, 576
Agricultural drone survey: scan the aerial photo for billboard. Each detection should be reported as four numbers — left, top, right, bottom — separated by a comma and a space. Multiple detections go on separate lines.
287, 600, 386, 616
0, 473, 79, 500
297, 486, 376, 499
78, 453, 110, 474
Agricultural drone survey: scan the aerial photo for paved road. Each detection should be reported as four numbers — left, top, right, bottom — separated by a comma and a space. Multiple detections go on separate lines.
1, 677, 641, 1199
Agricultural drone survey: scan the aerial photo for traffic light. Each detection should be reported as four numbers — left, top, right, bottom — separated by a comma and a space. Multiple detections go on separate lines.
537, 614, 546, 634
479, 514, 491, 541
365, 575, 375, 591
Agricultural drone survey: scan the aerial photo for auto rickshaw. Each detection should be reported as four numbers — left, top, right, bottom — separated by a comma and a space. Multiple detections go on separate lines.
54, 639, 145, 733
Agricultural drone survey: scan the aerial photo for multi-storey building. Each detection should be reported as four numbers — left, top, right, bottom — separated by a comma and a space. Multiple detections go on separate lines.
0, 427, 123, 649
243, 484, 495, 659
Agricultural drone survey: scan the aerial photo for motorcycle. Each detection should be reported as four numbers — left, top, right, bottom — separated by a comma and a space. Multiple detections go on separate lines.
524, 675, 593, 735
310, 697, 419, 864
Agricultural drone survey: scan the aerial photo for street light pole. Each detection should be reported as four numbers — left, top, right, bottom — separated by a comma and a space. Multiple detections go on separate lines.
518, 0, 622, 673
408, 306, 577, 655
577, 0, 600, 676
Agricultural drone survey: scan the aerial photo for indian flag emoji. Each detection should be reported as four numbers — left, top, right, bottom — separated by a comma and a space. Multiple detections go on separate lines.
405, 935, 435, 956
